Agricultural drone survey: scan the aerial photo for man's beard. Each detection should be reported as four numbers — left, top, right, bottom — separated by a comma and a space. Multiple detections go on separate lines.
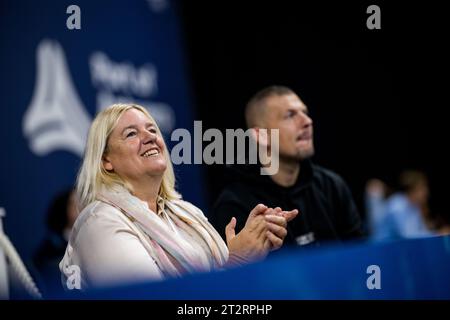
298, 146, 315, 160
280, 145, 315, 163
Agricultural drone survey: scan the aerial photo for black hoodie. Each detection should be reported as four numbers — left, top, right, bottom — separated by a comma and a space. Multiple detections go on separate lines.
210, 159, 364, 247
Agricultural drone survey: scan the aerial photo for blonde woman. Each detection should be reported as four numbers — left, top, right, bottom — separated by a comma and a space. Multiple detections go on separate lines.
60, 104, 297, 289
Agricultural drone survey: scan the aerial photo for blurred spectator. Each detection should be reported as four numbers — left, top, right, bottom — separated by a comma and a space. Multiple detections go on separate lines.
365, 178, 389, 236
33, 188, 78, 294
433, 215, 450, 236
366, 170, 437, 240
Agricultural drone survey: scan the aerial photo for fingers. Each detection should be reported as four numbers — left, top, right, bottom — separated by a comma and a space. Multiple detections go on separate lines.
248, 204, 268, 220
254, 215, 268, 240
273, 207, 282, 215
282, 209, 299, 222
264, 207, 299, 223
264, 237, 272, 251
265, 221, 287, 239
244, 212, 268, 239
243, 206, 293, 252
225, 217, 237, 245
255, 208, 276, 239
264, 215, 288, 251
247, 206, 271, 235
265, 214, 287, 228
266, 231, 283, 250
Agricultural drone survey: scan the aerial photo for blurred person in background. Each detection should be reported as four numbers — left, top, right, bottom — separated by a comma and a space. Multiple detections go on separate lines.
365, 178, 390, 238
34, 188, 78, 294
366, 170, 440, 240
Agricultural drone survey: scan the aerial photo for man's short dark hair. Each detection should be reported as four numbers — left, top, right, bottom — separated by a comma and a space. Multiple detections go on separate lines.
245, 85, 295, 128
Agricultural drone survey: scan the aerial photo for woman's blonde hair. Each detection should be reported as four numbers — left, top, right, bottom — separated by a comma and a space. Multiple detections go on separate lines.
76, 103, 180, 210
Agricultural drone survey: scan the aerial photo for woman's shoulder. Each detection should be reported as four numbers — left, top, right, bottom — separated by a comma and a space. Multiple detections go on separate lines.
70, 201, 133, 242
77, 201, 124, 223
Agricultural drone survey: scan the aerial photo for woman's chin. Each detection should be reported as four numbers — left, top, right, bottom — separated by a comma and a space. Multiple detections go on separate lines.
147, 160, 167, 174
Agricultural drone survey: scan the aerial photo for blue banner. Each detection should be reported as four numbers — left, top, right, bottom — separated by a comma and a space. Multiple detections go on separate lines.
0, 0, 205, 261
79, 236, 450, 299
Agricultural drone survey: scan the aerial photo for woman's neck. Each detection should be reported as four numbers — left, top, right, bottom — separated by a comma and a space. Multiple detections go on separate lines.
129, 176, 162, 213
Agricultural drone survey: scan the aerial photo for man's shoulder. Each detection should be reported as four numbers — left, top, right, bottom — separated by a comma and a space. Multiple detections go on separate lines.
215, 182, 250, 204
219, 176, 258, 194
212, 180, 261, 217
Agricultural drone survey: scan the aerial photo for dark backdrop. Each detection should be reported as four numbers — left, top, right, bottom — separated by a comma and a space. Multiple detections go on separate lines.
177, 1, 449, 222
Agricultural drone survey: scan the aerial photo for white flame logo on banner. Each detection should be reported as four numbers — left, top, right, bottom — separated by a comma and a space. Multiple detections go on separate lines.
23, 39, 175, 158
23, 40, 91, 157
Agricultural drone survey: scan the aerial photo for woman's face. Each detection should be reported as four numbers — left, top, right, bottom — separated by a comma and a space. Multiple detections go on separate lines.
102, 108, 167, 183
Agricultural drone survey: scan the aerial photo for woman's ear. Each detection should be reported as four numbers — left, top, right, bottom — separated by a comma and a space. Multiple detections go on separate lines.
102, 155, 114, 171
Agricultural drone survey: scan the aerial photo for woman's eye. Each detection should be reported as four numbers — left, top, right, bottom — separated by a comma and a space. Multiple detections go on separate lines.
148, 128, 157, 134
126, 131, 136, 138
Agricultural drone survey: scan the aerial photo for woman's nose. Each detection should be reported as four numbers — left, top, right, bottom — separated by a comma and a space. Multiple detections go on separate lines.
142, 130, 156, 144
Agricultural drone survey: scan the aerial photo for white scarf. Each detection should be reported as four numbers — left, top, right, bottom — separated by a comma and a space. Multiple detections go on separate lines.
97, 185, 229, 278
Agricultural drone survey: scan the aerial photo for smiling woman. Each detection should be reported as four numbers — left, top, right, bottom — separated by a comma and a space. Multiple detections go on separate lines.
59, 103, 297, 290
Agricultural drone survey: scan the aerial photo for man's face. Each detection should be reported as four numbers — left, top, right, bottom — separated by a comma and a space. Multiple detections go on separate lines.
262, 94, 314, 161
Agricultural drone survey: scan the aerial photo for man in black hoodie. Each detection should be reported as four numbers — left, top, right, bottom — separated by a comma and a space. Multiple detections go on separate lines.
211, 86, 364, 247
